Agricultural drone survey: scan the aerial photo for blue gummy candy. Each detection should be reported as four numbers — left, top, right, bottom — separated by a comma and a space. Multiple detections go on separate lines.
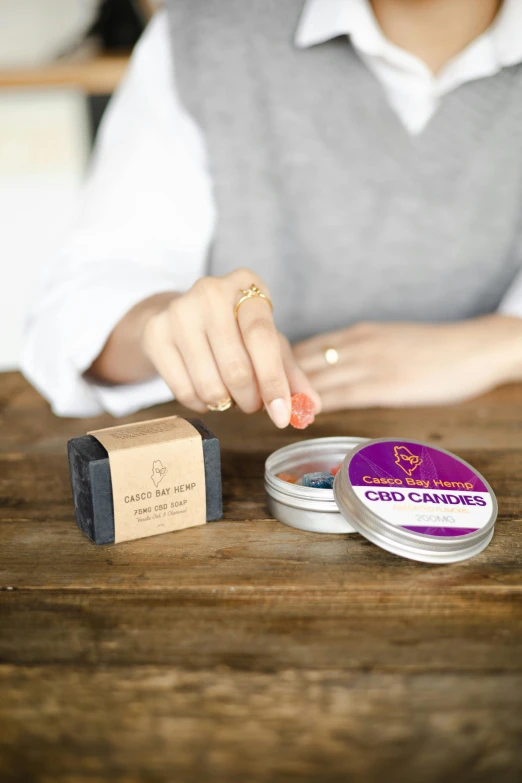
302, 471, 335, 489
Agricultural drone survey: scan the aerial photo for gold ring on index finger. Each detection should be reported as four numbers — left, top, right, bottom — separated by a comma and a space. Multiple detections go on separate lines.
235, 283, 273, 321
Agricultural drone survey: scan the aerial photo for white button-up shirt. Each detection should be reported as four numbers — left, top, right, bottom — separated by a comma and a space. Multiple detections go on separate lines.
21, 0, 522, 417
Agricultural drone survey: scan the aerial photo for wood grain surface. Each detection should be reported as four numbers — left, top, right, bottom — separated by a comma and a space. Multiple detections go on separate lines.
0, 56, 129, 94
0, 371, 521, 783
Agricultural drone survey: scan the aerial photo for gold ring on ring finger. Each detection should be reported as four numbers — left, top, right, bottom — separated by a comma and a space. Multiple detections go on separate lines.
207, 397, 234, 412
324, 347, 339, 366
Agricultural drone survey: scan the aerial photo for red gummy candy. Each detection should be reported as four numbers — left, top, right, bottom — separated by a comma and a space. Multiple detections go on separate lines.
330, 463, 342, 477
290, 393, 315, 430
276, 472, 298, 484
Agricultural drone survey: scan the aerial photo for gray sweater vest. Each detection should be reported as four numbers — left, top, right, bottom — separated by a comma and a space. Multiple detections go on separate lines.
167, 0, 522, 341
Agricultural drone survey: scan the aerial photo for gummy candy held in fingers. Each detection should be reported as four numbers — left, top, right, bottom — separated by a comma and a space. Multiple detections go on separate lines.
290, 393, 315, 429
276, 472, 298, 484
302, 471, 334, 489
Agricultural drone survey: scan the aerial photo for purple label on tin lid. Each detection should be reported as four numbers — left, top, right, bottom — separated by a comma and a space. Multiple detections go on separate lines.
349, 441, 488, 492
402, 526, 478, 537
348, 440, 493, 538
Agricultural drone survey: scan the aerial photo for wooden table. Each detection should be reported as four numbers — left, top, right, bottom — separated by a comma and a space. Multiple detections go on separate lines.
1, 371, 521, 782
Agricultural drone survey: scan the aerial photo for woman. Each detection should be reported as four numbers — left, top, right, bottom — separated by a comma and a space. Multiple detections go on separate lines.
22, 0, 522, 427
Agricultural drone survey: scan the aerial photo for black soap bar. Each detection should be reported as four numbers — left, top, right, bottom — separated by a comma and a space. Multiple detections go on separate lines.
67, 419, 222, 545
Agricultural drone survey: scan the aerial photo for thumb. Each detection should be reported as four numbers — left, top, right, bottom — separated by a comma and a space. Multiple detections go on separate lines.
279, 333, 322, 413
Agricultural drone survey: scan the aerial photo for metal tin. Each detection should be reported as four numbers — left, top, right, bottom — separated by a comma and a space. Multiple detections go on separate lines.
334, 438, 497, 563
266, 435, 498, 563
264, 436, 368, 534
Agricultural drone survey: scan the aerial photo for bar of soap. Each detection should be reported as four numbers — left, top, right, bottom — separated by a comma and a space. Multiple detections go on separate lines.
302, 471, 334, 489
67, 419, 222, 545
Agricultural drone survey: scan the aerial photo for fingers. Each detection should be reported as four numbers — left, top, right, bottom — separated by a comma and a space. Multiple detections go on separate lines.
294, 324, 372, 374
320, 383, 381, 412
144, 277, 386, 419
166, 292, 253, 412
142, 312, 207, 413
292, 329, 344, 371
279, 334, 322, 413
308, 363, 370, 394
182, 273, 263, 414
293, 324, 382, 411
207, 312, 262, 414
143, 269, 302, 427
236, 289, 291, 427
176, 328, 232, 409
319, 373, 414, 411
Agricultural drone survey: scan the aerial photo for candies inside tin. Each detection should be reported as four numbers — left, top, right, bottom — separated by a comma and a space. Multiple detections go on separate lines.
265, 437, 368, 534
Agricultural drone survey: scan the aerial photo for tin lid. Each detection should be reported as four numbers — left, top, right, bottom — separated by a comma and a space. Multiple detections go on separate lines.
333, 438, 497, 563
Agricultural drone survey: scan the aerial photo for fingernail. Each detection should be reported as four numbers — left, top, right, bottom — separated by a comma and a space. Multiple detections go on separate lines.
268, 398, 290, 428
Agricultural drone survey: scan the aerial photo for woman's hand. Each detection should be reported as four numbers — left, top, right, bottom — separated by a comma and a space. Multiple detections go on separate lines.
294, 316, 522, 411
140, 269, 320, 427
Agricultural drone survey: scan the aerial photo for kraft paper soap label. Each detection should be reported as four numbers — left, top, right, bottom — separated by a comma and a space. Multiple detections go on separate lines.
89, 416, 206, 543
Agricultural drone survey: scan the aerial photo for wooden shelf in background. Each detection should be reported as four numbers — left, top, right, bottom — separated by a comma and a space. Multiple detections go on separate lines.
0, 55, 130, 95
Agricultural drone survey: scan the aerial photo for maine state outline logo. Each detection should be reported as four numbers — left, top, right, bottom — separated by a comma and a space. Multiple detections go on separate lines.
151, 460, 168, 487
393, 445, 423, 477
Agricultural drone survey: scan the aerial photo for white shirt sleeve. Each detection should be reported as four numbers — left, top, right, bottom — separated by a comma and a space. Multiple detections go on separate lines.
498, 266, 522, 319
20, 10, 215, 418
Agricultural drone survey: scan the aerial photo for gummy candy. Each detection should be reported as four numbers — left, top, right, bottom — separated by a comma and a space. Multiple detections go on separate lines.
276, 472, 298, 484
330, 463, 342, 477
302, 471, 334, 489
290, 393, 315, 429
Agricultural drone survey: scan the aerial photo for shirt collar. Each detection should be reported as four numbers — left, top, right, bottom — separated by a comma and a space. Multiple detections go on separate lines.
295, 0, 522, 68
490, 0, 522, 68
295, 0, 368, 49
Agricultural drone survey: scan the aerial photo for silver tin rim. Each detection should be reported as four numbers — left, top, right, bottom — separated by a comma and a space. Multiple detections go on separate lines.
333, 438, 498, 563
265, 436, 368, 534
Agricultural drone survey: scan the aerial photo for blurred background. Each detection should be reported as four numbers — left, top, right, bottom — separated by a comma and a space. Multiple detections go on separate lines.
0, 0, 159, 370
